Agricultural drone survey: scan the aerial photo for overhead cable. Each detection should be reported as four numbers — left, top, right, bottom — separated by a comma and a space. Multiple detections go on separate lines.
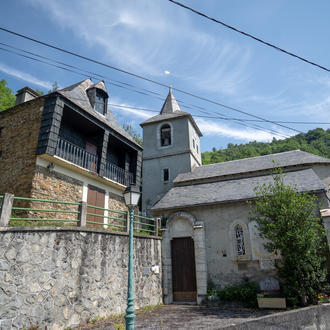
168, 0, 330, 73
0, 27, 303, 133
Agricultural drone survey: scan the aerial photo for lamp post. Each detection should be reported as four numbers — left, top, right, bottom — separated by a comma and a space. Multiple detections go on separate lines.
123, 185, 141, 330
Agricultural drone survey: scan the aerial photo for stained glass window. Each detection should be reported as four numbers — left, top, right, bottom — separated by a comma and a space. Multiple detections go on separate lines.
235, 225, 246, 256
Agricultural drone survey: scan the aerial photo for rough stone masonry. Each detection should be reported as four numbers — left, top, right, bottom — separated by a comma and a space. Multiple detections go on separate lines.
0, 227, 162, 329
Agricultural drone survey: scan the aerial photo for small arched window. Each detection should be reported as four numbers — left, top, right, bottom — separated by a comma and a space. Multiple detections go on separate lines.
235, 225, 246, 256
160, 124, 171, 146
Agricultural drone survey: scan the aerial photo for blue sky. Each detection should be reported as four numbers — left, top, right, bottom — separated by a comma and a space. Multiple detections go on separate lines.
0, 0, 330, 152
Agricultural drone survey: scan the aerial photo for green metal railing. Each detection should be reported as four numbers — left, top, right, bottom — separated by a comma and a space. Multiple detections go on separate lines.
86, 204, 127, 231
4, 195, 159, 236
10, 196, 80, 224
133, 214, 158, 235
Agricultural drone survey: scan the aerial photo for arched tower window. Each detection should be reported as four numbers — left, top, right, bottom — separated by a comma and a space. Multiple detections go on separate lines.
235, 225, 246, 256
161, 124, 171, 146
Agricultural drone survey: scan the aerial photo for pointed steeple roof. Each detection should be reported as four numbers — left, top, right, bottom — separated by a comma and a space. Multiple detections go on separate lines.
140, 86, 202, 136
160, 86, 181, 114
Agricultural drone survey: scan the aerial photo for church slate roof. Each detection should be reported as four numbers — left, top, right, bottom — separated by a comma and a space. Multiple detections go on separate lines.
57, 79, 141, 148
174, 150, 330, 184
140, 88, 202, 136
152, 168, 325, 212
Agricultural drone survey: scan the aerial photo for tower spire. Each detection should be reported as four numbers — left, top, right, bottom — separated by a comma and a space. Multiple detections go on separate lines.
160, 85, 181, 114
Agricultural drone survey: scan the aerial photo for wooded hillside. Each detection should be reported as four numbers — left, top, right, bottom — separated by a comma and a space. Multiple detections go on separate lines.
202, 128, 330, 165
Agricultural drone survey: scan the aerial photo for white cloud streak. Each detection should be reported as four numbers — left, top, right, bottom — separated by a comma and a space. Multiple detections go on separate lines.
26, 0, 251, 96
110, 101, 151, 119
0, 62, 52, 89
196, 118, 288, 142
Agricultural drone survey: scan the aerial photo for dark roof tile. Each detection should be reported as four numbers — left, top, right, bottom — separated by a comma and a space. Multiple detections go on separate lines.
152, 168, 325, 211
175, 150, 330, 183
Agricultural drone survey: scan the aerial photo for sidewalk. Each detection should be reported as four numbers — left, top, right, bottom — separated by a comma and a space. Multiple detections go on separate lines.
77, 304, 277, 329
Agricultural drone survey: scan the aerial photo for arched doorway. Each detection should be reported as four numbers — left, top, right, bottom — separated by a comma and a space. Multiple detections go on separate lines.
162, 211, 207, 304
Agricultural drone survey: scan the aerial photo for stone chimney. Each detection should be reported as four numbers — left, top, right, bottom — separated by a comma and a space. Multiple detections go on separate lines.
15, 87, 41, 106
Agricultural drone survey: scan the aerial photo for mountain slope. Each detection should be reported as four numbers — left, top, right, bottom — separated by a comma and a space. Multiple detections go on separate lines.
202, 128, 330, 165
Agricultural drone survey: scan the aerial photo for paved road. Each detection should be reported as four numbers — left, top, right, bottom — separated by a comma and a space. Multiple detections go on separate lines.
78, 304, 278, 329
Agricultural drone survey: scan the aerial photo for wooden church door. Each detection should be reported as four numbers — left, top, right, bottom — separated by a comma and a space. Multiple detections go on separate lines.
171, 237, 197, 302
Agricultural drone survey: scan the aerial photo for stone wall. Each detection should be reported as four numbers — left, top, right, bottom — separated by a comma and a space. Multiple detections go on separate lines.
0, 98, 44, 197
0, 227, 162, 329
108, 191, 127, 212
27, 166, 83, 222
223, 304, 330, 330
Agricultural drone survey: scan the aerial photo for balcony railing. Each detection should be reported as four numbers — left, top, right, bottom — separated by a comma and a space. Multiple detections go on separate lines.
55, 138, 134, 186
105, 161, 134, 186
56, 138, 98, 173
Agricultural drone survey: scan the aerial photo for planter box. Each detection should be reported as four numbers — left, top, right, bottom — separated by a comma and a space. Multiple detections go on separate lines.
257, 297, 286, 309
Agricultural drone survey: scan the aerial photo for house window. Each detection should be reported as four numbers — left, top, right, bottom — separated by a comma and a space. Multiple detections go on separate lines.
95, 90, 107, 115
235, 225, 246, 256
192, 139, 195, 149
160, 124, 171, 146
163, 168, 169, 182
196, 144, 199, 154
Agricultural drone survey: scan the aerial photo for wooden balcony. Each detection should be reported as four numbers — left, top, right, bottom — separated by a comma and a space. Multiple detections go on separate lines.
56, 138, 98, 172
104, 161, 134, 186
55, 137, 134, 186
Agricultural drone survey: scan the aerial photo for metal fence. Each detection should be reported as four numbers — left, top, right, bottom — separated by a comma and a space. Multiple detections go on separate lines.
0, 194, 160, 236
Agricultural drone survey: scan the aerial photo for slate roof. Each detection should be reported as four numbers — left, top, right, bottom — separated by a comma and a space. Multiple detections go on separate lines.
140, 88, 202, 136
174, 150, 330, 184
57, 79, 141, 148
152, 168, 325, 212
86, 81, 108, 97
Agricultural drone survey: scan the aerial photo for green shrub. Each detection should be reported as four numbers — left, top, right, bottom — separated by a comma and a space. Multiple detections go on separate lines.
217, 282, 259, 307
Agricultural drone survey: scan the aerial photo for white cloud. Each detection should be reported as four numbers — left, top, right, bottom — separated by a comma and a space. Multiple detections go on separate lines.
0, 62, 53, 89
110, 101, 151, 119
26, 0, 251, 96
196, 118, 288, 142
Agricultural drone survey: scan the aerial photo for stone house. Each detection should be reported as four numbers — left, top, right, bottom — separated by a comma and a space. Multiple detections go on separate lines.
141, 91, 330, 304
0, 79, 142, 221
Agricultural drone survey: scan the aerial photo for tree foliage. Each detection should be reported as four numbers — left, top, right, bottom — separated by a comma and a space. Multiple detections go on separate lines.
202, 128, 330, 164
123, 124, 143, 146
249, 170, 328, 306
0, 79, 16, 111
35, 88, 44, 96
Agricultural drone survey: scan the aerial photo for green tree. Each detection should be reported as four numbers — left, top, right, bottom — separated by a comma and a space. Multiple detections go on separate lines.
123, 124, 143, 146
249, 169, 328, 306
0, 79, 16, 111
202, 128, 330, 165
35, 88, 44, 96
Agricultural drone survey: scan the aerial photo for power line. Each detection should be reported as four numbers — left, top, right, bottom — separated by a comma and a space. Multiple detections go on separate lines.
168, 0, 330, 73
0, 27, 303, 134
0, 42, 293, 138
109, 104, 330, 125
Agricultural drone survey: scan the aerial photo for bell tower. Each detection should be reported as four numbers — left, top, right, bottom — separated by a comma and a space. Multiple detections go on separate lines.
140, 87, 202, 214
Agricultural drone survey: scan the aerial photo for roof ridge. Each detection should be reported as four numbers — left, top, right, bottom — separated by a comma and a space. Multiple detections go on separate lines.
200, 150, 305, 168
59, 78, 92, 92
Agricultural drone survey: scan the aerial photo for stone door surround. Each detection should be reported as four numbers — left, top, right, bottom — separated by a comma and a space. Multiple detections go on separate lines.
162, 211, 207, 304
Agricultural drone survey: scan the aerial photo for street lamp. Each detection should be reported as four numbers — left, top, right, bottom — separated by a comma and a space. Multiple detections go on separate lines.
123, 185, 141, 330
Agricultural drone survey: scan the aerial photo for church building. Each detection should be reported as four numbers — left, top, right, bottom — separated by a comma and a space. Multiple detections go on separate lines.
140, 89, 330, 305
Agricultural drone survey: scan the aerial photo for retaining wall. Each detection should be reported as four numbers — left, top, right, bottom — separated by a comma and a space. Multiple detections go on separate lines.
0, 227, 162, 329
223, 303, 330, 330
